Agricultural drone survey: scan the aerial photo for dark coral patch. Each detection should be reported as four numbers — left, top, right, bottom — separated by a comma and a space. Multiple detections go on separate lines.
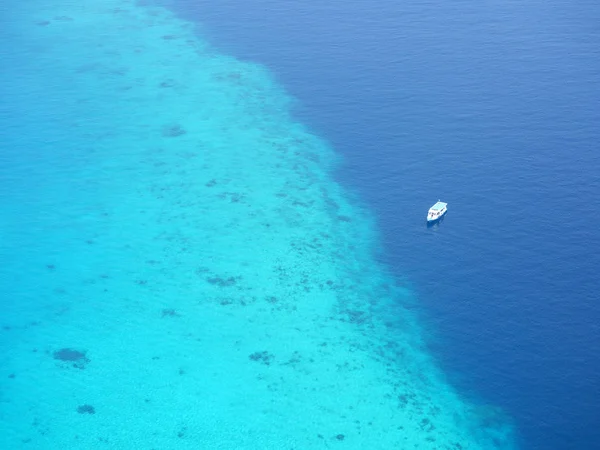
343, 310, 367, 325
53, 348, 85, 361
162, 125, 187, 138
249, 351, 274, 365
53, 348, 90, 369
206, 276, 237, 287
398, 394, 409, 408
420, 417, 435, 432
217, 192, 245, 203
77, 404, 95, 414
161, 308, 180, 318
159, 79, 177, 88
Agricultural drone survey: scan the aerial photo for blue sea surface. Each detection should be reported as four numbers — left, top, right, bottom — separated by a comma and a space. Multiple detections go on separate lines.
1, 0, 599, 448
169, 0, 600, 449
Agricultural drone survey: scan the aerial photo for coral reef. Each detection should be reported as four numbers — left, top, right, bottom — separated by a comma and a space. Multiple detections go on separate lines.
52, 348, 90, 369
76, 404, 95, 414
162, 125, 187, 138
249, 351, 274, 365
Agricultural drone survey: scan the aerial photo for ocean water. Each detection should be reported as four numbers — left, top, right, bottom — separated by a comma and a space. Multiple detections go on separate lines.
166, 1, 600, 449
0, 1, 598, 450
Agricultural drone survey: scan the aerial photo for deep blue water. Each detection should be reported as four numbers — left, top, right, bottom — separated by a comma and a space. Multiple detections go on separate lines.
167, 0, 600, 448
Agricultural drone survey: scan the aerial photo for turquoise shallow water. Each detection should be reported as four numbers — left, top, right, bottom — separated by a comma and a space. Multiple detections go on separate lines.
1, 1, 516, 448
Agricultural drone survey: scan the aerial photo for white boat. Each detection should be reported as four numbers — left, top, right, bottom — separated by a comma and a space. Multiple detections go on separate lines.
427, 200, 448, 222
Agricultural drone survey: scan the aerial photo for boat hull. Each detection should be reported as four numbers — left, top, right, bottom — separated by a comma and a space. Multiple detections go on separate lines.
426, 201, 448, 224
427, 209, 448, 223
426, 214, 446, 228
426, 209, 447, 223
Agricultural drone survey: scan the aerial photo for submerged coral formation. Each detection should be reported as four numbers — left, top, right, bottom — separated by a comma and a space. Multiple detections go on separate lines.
76, 404, 95, 414
52, 348, 90, 370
